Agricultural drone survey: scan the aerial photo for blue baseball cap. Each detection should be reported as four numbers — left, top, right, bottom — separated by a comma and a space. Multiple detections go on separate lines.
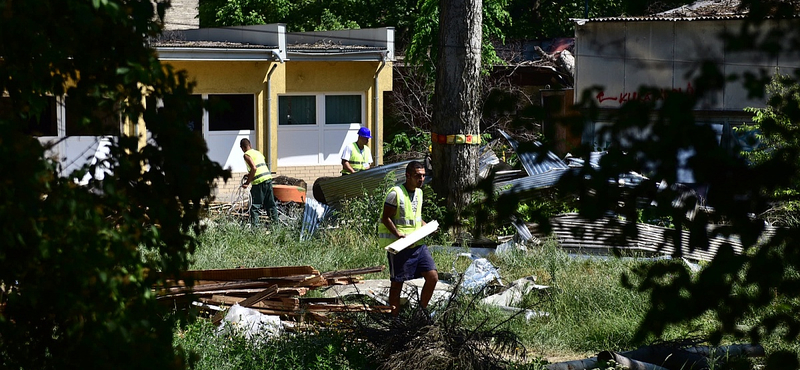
357, 127, 372, 138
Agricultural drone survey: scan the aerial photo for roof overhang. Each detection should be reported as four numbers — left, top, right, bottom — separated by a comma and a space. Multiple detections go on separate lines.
156, 47, 282, 61
286, 49, 390, 62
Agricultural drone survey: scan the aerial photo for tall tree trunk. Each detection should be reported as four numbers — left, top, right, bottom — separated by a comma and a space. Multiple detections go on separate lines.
432, 0, 482, 224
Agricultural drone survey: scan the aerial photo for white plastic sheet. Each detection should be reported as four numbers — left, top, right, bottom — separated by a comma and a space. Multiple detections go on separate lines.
456, 253, 503, 293
216, 304, 283, 340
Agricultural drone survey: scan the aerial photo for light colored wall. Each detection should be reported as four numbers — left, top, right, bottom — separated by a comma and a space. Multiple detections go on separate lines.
575, 18, 800, 112
277, 165, 341, 190
165, 60, 275, 93
163, 0, 199, 30
212, 166, 339, 202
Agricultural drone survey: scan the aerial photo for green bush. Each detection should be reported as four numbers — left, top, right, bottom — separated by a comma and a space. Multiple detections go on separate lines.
383, 129, 431, 159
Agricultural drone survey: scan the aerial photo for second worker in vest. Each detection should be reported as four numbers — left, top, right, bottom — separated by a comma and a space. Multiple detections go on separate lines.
240, 138, 279, 228
341, 127, 374, 175
378, 161, 438, 317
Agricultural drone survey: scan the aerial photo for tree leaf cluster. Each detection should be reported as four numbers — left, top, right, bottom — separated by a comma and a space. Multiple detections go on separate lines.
0, 1, 229, 368
740, 73, 800, 225
531, 2, 800, 367
199, 0, 421, 44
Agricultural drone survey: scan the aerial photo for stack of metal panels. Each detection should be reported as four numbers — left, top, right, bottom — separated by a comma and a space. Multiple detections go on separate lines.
528, 213, 744, 262
493, 130, 647, 197
498, 130, 568, 176
315, 159, 417, 206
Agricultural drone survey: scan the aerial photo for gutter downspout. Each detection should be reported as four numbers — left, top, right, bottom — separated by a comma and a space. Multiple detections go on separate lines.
373, 52, 387, 165
266, 50, 285, 167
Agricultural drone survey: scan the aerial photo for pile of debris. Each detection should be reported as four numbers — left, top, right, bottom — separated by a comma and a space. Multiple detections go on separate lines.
491, 130, 646, 198
155, 265, 389, 324
547, 343, 765, 370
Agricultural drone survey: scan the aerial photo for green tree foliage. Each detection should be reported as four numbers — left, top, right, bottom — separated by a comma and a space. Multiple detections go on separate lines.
741, 73, 800, 226
504, 0, 696, 39
199, 0, 361, 31
0, 0, 229, 368
406, 0, 510, 75
509, 1, 800, 367
199, 0, 420, 44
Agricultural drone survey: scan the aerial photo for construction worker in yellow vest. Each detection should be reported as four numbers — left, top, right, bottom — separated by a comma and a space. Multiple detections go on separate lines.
378, 160, 438, 317
341, 127, 374, 175
240, 138, 278, 227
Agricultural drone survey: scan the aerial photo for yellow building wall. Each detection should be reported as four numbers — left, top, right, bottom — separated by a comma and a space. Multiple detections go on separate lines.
162, 60, 287, 163
284, 61, 392, 166
160, 59, 393, 200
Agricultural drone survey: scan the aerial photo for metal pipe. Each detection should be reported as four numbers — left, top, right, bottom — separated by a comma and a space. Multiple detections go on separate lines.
265, 50, 284, 166
373, 52, 387, 165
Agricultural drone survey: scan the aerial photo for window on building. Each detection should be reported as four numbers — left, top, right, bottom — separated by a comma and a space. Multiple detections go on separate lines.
208, 94, 254, 131
147, 94, 204, 133
279, 95, 316, 125
65, 96, 120, 136
187, 95, 204, 133
325, 95, 361, 124
0, 96, 58, 136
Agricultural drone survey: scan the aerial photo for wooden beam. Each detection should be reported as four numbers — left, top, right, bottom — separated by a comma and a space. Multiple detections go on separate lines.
177, 266, 319, 281
385, 221, 439, 254
321, 265, 385, 278
212, 284, 279, 325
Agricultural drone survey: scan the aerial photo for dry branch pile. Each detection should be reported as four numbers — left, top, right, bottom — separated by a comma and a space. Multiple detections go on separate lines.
155, 265, 389, 324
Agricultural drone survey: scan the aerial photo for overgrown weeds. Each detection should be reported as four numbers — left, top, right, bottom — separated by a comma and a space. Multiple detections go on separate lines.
345, 278, 526, 370
184, 193, 792, 369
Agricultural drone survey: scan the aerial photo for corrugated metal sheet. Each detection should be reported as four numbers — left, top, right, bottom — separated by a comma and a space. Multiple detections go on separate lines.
529, 213, 745, 262
493, 149, 647, 197
478, 145, 500, 179
316, 159, 418, 206
574, 14, 750, 22
564, 152, 604, 168
300, 198, 333, 241
498, 130, 568, 176
574, 0, 799, 23
494, 168, 573, 196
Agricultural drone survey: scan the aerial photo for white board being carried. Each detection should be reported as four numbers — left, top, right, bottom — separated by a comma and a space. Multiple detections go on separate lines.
384, 220, 439, 254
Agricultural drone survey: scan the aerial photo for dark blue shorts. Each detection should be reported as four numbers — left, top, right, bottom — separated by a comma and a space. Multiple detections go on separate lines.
387, 244, 437, 282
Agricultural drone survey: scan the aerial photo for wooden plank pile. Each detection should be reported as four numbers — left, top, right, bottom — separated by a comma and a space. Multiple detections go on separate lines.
155, 265, 389, 324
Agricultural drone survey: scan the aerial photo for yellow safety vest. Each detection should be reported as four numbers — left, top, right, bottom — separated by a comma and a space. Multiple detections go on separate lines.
342, 142, 369, 175
245, 149, 272, 185
377, 185, 423, 249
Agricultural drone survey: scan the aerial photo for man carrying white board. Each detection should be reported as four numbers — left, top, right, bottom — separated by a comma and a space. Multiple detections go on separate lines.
378, 160, 439, 317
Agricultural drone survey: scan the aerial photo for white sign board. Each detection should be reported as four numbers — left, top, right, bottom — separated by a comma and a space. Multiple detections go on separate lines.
384, 220, 439, 254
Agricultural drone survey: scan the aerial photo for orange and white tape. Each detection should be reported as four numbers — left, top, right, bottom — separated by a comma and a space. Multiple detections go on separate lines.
431, 132, 482, 145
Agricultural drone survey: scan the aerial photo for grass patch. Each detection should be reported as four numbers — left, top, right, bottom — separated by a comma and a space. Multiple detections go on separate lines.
175, 319, 372, 370
184, 205, 794, 368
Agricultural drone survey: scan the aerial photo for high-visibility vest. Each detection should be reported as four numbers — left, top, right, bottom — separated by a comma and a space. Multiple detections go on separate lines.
342, 142, 369, 175
245, 149, 272, 185
377, 185, 423, 249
